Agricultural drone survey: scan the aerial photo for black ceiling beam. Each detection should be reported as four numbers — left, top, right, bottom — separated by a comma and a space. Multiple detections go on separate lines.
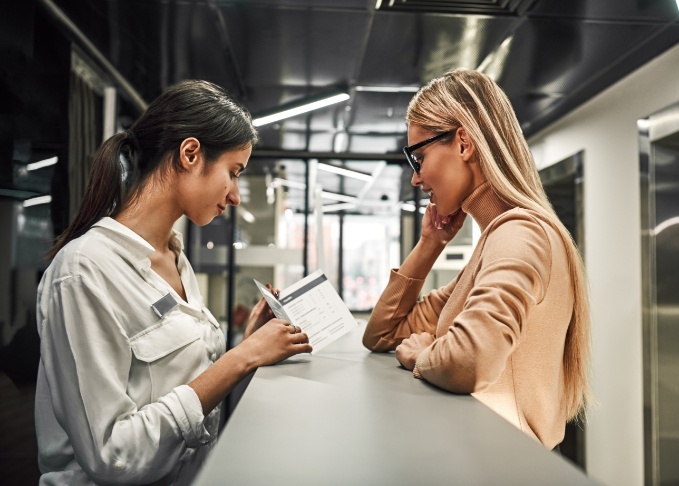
251, 149, 403, 161
37, 0, 148, 113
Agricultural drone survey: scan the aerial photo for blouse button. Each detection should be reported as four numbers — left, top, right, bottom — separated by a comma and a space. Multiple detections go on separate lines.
210, 353, 217, 362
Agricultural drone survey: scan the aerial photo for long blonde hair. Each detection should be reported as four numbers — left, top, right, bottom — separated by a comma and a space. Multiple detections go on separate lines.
407, 68, 591, 421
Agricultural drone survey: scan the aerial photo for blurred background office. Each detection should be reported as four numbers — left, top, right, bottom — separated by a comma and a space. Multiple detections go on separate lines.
1, 1, 679, 485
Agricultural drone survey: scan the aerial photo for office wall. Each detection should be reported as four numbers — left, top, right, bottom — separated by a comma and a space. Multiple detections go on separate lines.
528, 42, 679, 486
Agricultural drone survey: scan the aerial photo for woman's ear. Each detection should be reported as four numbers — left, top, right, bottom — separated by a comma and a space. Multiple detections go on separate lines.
457, 128, 475, 162
179, 137, 202, 171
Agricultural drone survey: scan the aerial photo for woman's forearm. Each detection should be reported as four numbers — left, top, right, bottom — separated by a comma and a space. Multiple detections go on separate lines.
398, 237, 447, 279
188, 346, 256, 415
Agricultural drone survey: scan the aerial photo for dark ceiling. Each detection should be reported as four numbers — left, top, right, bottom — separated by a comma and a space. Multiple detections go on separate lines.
3, 0, 679, 214
46, 0, 679, 139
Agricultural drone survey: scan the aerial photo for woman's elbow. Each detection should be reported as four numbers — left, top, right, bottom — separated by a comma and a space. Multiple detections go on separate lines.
425, 360, 502, 394
362, 332, 380, 351
361, 331, 396, 353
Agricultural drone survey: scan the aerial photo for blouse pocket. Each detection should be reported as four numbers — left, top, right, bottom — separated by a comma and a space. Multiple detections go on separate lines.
129, 317, 203, 401
130, 318, 201, 362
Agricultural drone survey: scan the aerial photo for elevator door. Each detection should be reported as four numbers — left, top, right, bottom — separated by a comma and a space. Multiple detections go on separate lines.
540, 151, 585, 471
640, 104, 679, 486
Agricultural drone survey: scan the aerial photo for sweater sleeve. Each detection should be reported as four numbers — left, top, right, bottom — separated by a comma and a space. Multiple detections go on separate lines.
414, 212, 552, 393
362, 269, 458, 352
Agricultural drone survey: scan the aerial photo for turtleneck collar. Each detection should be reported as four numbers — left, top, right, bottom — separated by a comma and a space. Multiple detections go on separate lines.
461, 181, 513, 232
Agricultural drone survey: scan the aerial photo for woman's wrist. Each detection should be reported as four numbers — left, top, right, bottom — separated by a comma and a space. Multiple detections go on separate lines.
399, 237, 446, 279
418, 234, 448, 251
225, 343, 258, 375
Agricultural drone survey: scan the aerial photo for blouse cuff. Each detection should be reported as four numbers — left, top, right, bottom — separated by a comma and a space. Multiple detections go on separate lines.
159, 385, 211, 448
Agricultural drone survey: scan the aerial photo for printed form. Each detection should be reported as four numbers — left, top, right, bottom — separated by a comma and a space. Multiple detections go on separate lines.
254, 269, 358, 354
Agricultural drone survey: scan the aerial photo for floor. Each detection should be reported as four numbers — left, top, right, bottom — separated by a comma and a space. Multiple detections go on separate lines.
0, 372, 41, 485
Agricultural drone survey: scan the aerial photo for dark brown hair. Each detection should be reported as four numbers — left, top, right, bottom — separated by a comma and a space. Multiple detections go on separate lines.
47, 80, 258, 260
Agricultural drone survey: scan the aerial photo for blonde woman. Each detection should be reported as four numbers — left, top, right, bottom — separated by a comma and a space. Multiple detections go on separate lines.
362, 69, 591, 450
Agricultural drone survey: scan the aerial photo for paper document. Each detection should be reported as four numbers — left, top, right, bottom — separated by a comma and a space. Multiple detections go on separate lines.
254, 269, 358, 354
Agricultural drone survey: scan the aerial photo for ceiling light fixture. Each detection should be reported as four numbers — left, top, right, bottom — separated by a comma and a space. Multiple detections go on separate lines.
237, 207, 256, 223
272, 177, 306, 190
317, 163, 373, 182
321, 191, 357, 203
23, 195, 52, 207
402, 200, 429, 214
355, 85, 420, 93
252, 88, 350, 127
323, 203, 357, 213
27, 156, 58, 171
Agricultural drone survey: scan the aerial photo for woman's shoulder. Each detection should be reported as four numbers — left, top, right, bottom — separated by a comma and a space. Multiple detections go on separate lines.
486, 207, 556, 238
480, 207, 563, 266
48, 226, 122, 280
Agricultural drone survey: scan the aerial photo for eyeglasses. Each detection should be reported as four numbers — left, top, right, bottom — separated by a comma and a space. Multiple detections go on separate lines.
402, 129, 458, 174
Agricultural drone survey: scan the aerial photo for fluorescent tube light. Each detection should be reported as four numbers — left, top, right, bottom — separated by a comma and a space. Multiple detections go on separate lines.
23, 195, 52, 207
272, 177, 306, 190
238, 207, 256, 223
355, 85, 420, 93
321, 191, 357, 203
322, 203, 357, 213
253, 91, 350, 127
402, 199, 430, 212
27, 156, 58, 171
317, 163, 373, 182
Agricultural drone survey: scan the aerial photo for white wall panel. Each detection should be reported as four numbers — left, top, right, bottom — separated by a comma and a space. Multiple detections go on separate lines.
528, 42, 679, 486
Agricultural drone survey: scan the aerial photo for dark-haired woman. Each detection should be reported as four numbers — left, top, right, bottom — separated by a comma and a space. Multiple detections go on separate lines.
35, 80, 312, 485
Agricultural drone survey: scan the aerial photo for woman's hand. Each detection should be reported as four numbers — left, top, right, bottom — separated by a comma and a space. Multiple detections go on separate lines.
238, 319, 312, 367
190, 319, 312, 415
395, 332, 435, 370
421, 204, 467, 246
243, 284, 278, 339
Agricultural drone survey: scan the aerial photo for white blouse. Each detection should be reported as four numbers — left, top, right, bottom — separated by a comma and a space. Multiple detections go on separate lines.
35, 217, 225, 485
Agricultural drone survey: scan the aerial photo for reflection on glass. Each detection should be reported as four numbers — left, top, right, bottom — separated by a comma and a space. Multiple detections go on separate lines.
342, 216, 400, 311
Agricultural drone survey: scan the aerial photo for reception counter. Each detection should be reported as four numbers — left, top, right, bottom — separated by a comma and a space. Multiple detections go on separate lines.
194, 325, 599, 485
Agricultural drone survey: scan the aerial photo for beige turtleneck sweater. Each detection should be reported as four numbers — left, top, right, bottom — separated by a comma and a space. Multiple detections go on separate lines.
363, 182, 573, 449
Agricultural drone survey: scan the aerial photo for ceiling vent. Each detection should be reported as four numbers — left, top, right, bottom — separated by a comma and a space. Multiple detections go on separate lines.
375, 0, 537, 16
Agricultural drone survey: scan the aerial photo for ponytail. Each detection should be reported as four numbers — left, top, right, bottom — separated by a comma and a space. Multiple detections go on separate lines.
47, 79, 259, 261
46, 131, 137, 260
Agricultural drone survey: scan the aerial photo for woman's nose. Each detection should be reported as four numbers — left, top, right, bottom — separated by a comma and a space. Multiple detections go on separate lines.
227, 183, 241, 206
411, 170, 422, 187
